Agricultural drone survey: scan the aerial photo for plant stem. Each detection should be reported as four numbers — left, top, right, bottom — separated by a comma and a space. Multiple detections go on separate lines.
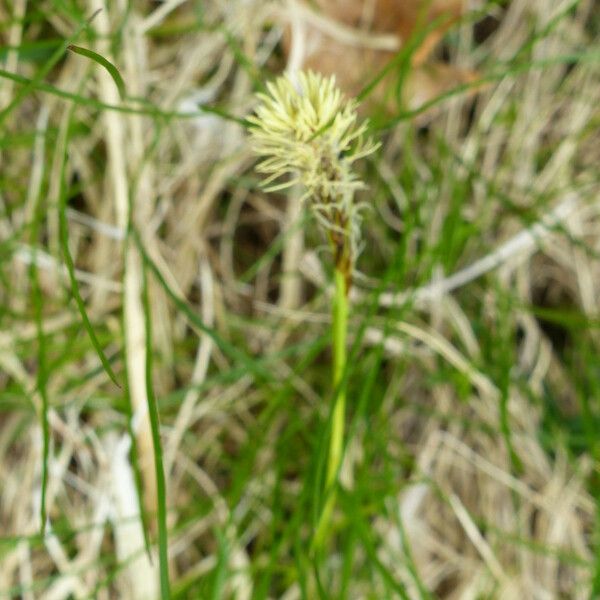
328, 267, 348, 487
313, 266, 349, 550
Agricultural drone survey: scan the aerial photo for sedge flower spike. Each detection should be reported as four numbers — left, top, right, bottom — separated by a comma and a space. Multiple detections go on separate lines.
248, 70, 378, 275
249, 71, 378, 549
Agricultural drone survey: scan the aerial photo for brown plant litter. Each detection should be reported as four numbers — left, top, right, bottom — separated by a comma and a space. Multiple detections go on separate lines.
283, 0, 481, 120
0, 0, 599, 598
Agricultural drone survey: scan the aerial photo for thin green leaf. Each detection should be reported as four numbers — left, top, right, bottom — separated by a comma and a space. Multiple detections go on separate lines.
351, 502, 411, 600
140, 248, 171, 599
68, 44, 126, 99
56, 111, 121, 388
0, 9, 100, 126
218, 25, 266, 93
0, 68, 249, 127
30, 233, 50, 539
209, 527, 229, 600
132, 228, 272, 382
375, 50, 600, 130
121, 349, 153, 561
27, 111, 51, 537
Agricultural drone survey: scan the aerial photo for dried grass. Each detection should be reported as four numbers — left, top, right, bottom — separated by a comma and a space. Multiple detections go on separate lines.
1, 0, 598, 598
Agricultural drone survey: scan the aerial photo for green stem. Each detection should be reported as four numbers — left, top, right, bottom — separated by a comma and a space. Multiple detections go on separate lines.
313, 266, 349, 550
328, 267, 348, 487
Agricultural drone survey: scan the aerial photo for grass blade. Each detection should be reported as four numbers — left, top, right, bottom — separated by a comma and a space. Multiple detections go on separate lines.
132, 228, 272, 382
0, 68, 249, 126
56, 113, 120, 388
140, 248, 171, 599
67, 44, 126, 99
0, 9, 100, 126
30, 228, 50, 538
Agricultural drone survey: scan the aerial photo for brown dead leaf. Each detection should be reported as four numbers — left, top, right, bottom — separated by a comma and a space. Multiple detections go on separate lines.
283, 0, 482, 122
310, 0, 464, 65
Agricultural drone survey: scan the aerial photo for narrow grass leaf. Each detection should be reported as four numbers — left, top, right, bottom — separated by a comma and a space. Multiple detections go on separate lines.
209, 527, 229, 600
26, 110, 51, 536
67, 44, 126, 99
0, 9, 100, 125
351, 504, 411, 600
357, 12, 449, 104
30, 238, 50, 538
56, 110, 120, 388
140, 253, 171, 599
133, 228, 272, 381
393, 504, 433, 600
218, 25, 266, 93
0, 68, 249, 127
377, 50, 600, 130
121, 350, 153, 561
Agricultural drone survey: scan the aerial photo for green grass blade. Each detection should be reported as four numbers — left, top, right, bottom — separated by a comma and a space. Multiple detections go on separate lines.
132, 228, 272, 381
356, 10, 450, 104
140, 250, 171, 599
350, 499, 411, 600
209, 527, 229, 600
30, 240, 50, 538
393, 504, 433, 600
0, 68, 249, 126
376, 50, 600, 130
56, 114, 120, 388
67, 44, 126, 99
0, 9, 100, 126
218, 25, 266, 93
120, 344, 153, 561
26, 111, 51, 536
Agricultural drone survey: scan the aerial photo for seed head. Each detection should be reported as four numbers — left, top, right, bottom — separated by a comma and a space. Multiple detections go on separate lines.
248, 70, 378, 267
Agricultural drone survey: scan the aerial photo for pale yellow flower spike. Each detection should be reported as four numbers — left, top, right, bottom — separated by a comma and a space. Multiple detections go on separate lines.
248, 70, 379, 271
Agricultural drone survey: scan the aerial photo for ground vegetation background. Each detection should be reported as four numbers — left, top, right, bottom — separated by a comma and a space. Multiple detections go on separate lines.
0, 0, 599, 598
